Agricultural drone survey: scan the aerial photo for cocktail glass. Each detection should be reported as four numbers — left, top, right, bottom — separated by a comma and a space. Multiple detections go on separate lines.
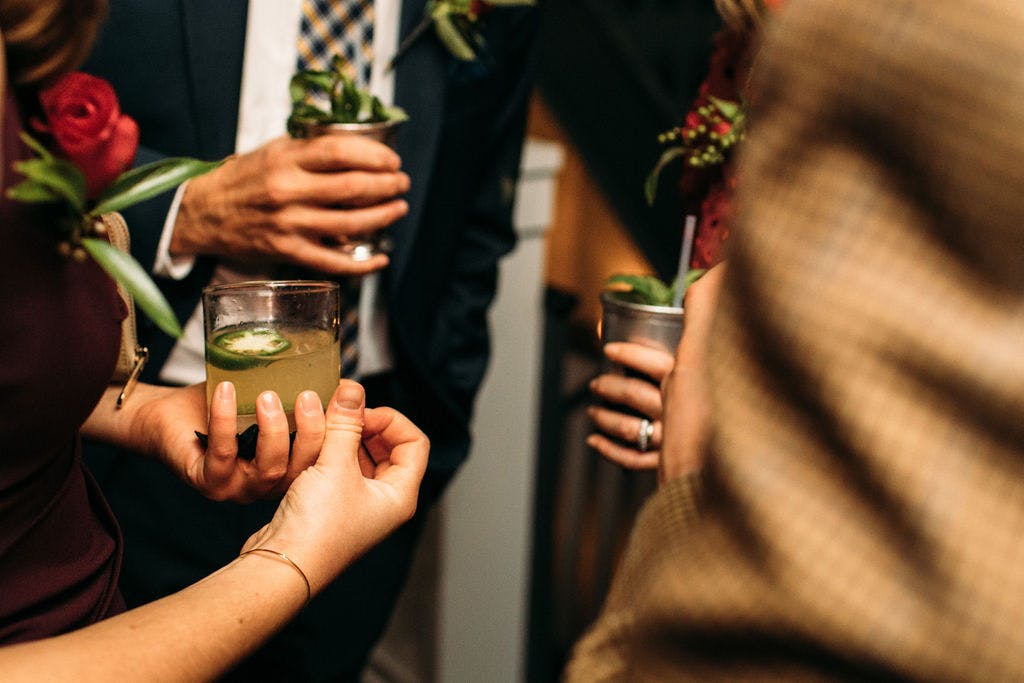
203, 280, 341, 431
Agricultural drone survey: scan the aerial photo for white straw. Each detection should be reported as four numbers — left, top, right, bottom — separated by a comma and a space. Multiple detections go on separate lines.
672, 215, 697, 308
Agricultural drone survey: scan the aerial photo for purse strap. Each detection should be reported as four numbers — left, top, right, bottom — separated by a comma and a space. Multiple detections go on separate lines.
97, 212, 149, 407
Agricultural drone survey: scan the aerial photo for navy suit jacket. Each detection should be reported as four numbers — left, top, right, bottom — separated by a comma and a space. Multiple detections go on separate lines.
86, 0, 540, 473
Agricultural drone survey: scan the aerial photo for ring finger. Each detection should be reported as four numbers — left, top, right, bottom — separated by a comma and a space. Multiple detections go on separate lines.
587, 406, 662, 449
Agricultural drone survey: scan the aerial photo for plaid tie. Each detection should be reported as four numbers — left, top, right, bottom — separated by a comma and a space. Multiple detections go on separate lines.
297, 0, 375, 83
297, 0, 374, 378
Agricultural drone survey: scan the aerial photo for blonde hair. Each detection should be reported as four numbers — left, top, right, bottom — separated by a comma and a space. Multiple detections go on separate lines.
714, 0, 767, 35
0, 0, 106, 86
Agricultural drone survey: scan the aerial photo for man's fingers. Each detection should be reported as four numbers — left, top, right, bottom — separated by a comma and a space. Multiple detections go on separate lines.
276, 200, 409, 238
284, 170, 410, 206
269, 233, 390, 276
293, 134, 402, 173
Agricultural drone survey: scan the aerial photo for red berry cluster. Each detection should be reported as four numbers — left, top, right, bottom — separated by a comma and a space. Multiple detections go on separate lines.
660, 96, 745, 169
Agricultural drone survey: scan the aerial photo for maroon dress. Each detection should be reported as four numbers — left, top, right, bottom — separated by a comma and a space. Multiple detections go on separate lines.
0, 86, 126, 641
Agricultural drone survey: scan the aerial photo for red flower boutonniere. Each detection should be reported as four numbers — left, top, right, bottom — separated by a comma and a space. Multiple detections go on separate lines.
388, 0, 535, 71
7, 72, 222, 338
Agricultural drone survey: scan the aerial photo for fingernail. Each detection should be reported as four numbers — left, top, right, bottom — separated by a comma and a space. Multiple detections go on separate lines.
215, 381, 236, 409
333, 381, 363, 410
298, 390, 323, 416
259, 391, 282, 414
589, 379, 598, 391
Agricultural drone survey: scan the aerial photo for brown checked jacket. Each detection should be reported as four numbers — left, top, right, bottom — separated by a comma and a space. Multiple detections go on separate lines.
567, 0, 1024, 680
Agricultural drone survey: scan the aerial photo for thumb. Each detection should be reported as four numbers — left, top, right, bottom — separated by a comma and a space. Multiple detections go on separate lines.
318, 380, 366, 473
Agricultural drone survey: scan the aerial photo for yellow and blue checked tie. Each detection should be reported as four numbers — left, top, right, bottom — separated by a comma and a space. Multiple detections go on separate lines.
297, 0, 374, 378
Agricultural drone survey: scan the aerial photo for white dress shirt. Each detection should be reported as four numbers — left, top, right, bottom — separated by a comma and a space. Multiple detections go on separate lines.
158, 0, 400, 386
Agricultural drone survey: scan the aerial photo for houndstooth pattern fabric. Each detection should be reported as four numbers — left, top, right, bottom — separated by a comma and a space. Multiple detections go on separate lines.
567, 0, 1024, 680
297, 0, 375, 85
297, 0, 374, 377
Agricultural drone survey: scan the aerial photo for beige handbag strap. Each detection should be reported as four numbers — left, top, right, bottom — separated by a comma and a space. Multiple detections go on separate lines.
97, 212, 149, 406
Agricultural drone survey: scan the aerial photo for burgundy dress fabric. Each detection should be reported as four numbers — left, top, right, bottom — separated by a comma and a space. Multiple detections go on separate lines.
0, 86, 126, 642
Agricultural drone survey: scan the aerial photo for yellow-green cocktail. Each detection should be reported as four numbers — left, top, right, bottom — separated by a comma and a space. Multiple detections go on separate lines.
203, 281, 341, 430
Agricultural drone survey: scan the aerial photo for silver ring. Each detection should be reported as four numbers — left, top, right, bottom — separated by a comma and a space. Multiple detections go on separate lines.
637, 418, 654, 452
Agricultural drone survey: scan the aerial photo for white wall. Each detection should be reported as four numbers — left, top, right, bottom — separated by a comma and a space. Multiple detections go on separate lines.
436, 140, 563, 682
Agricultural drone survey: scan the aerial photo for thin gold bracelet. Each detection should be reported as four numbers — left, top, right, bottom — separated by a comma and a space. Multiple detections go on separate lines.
238, 547, 312, 605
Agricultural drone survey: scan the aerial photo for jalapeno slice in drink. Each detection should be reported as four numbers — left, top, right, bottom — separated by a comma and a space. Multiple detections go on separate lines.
206, 327, 292, 370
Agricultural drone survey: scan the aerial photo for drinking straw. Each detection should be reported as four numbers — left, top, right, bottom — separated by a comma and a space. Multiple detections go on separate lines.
672, 215, 697, 308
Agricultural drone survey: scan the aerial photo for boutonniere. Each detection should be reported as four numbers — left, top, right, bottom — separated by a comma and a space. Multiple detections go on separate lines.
644, 95, 747, 206
6, 72, 221, 338
388, 0, 535, 71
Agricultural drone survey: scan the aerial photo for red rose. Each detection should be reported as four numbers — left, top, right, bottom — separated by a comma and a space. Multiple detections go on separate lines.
37, 72, 139, 197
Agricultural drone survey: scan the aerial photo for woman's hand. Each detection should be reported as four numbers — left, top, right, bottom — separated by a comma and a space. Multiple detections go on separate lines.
243, 380, 429, 595
84, 381, 328, 503
587, 342, 675, 470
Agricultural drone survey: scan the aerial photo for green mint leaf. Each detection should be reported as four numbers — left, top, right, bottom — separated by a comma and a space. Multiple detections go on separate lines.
684, 268, 707, 287
90, 157, 222, 217
289, 70, 336, 105
384, 105, 409, 123
81, 237, 183, 338
606, 274, 674, 307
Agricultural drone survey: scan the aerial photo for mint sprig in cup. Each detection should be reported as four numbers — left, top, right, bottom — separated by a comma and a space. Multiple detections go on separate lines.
287, 55, 408, 138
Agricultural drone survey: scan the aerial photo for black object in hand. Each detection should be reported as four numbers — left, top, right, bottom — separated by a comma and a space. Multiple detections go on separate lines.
194, 424, 297, 461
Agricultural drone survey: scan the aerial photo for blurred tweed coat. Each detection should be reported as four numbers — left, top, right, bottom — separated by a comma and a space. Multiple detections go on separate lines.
567, 0, 1024, 680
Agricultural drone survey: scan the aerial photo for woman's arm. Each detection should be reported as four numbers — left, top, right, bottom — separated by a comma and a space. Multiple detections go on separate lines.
2, 380, 427, 681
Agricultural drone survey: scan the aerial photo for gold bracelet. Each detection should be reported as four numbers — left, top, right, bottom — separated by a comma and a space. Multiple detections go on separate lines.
238, 547, 312, 605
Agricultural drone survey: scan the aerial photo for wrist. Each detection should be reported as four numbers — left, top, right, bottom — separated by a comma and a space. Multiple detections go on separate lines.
237, 548, 311, 606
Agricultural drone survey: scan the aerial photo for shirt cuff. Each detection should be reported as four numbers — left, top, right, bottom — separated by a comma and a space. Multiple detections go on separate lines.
153, 180, 196, 280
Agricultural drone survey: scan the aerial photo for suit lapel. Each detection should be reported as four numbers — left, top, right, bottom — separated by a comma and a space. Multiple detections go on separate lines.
389, 0, 448, 290
180, 0, 249, 158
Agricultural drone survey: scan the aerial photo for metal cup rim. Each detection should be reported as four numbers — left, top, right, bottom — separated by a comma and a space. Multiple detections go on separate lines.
600, 290, 684, 316
297, 118, 404, 136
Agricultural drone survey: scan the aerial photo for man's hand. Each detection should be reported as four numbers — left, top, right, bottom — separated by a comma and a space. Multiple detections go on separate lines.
171, 134, 410, 275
